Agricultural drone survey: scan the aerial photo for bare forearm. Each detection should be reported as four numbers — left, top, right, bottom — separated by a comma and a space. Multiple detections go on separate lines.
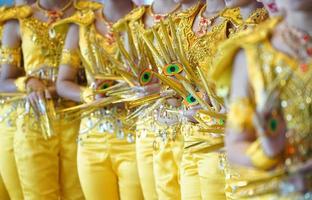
226, 142, 254, 167
56, 80, 83, 103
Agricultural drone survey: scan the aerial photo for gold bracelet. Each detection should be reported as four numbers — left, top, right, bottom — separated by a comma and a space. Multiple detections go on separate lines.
80, 87, 94, 103
0, 46, 22, 67
246, 139, 280, 170
14, 76, 29, 92
60, 49, 81, 68
228, 97, 255, 132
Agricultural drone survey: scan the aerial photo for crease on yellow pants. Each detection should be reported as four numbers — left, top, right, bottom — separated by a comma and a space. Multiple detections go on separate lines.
180, 122, 226, 200
77, 117, 143, 200
14, 113, 84, 200
136, 118, 158, 200
0, 174, 9, 200
153, 124, 183, 200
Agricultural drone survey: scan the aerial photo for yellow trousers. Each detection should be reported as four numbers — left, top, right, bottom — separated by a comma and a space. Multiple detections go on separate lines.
153, 121, 183, 200
14, 112, 84, 200
0, 104, 24, 200
0, 174, 9, 200
181, 150, 226, 200
136, 117, 158, 200
77, 115, 143, 200
180, 123, 226, 200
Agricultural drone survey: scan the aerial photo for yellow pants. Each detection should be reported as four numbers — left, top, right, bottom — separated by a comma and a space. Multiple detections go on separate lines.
77, 115, 143, 200
0, 174, 9, 200
180, 123, 226, 200
0, 104, 24, 200
153, 121, 183, 200
136, 117, 158, 200
181, 151, 226, 200
14, 112, 84, 200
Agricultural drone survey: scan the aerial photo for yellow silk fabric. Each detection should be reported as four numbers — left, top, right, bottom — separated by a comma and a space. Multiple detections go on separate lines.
180, 122, 226, 200
14, 114, 84, 200
77, 116, 143, 200
136, 117, 158, 200
153, 121, 183, 200
0, 104, 24, 200
0, 5, 31, 25
0, 175, 9, 200
173, 4, 238, 200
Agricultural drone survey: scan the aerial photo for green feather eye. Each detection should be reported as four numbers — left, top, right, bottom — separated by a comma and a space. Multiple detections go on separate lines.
101, 83, 109, 90
163, 63, 183, 76
183, 94, 198, 107
139, 69, 153, 86
98, 81, 114, 90
186, 94, 197, 104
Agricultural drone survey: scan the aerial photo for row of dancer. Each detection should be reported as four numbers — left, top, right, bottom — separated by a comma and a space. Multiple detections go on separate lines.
0, 0, 311, 199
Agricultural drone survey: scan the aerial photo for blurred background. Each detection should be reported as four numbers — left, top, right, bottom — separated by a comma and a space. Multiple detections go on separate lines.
0, 0, 14, 6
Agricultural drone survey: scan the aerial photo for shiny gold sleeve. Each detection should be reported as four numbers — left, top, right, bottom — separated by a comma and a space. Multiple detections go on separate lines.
0, 5, 32, 25
0, 46, 22, 67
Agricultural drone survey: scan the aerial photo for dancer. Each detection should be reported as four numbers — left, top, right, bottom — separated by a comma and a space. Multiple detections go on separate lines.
56, 0, 144, 199
212, 0, 312, 198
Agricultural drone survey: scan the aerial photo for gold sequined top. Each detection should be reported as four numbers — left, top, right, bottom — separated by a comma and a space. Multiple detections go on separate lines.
18, 8, 69, 84
176, 4, 241, 72
212, 17, 312, 196
58, 3, 144, 85
229, 7, 268, 36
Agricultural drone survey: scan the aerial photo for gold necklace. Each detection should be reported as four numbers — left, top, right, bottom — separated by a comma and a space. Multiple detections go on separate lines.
196, 4, 223, 37
147, 2, 181, 23
100, 3, 135, 44
36, 0, 73, 24
101, 8, 115, 44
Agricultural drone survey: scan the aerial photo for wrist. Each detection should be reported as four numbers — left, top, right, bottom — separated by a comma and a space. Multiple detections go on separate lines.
80, 87, 94, 103
15, 76, 34, 92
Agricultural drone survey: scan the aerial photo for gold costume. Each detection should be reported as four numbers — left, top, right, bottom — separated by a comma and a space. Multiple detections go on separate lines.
0, 10, 8, 200
0, 5, 32, 200
58, 3, 144, 199
135, 8, 191, 199
0, 4, 84, 199
127, 6, 161, 200
211, 17, 312, 199
208, 7, 269, 200
173, 3, 243, 200
124, 4, 185, 200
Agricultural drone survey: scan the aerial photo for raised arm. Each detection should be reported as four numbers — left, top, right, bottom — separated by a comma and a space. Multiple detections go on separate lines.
225, 49, 256, 167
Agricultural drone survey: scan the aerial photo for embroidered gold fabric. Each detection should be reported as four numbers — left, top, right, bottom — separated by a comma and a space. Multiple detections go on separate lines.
0, 47, 22, 67
20, 16, 68, 79
0, 5, 32, 25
